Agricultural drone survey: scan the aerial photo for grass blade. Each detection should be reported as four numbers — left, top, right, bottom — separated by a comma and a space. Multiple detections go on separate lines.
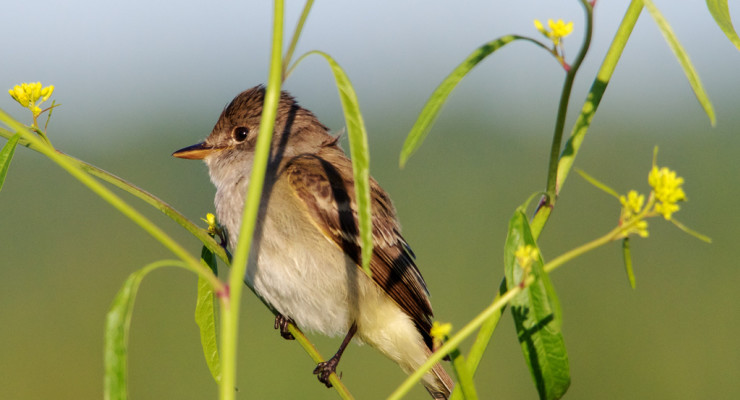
640, 0, 716, 125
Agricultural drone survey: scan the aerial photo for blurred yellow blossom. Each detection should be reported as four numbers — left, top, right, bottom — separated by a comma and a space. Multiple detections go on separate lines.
515, 244, 539, 270
430, 321, 452, 340
534, 18, 574, 46
202, 212, 219, 235
8, 82, 54, 118
648, 166, 686, 220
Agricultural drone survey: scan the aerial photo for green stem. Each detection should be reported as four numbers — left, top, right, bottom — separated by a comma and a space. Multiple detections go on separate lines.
0, 126, 228, 264
282, 0, 315, 80
532, 0, 643, 237
0, 110, 224, 292
287, 324, 355, 399
388, 285, 523, 400
543, 0, 594, 205
219, 1, 284, 398
390, 220, 638, 400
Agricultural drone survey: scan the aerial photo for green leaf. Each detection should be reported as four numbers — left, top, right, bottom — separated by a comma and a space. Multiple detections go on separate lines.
575, 168, 621, 199
400, 35, 542, 167
640, 0, 716, 126
196, 246, 222, 383
104, 261, 183, 400
297, 50, 373, 277
0, 132, 21, 193
505, 207, 570, 400
622, 238, 637, 289
706, 0, 740, 51
449, 348, 478, 400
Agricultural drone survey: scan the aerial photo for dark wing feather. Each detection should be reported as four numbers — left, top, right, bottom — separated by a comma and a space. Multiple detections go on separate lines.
283, 148, 434, 348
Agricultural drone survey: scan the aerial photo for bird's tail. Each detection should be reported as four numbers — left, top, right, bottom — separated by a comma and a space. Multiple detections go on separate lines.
421, 350, 454, 399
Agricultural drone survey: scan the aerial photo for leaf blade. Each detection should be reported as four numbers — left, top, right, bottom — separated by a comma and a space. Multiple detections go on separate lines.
302, 50, 373, 277
0, 132, 21, 193
706, 0, 740, 51
505, 207, 570, 400
196, 246, 222, 383
400, 35, 542, 167
641, 0, 716, 125
104, 261, 185, 400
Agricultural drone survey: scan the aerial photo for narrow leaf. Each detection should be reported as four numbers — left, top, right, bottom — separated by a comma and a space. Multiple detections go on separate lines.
300, 50, 373, 277
505, 207, 570, 400
640, 0, 716, 125
706, 0, 740, 51
400, 35, 543, 167
575, 169, 621, 199
670, 218, 712, 243
622, 238, 637, 289
0, 132, 21, 193
196, 246, 222, 383
104, 261, 181, 400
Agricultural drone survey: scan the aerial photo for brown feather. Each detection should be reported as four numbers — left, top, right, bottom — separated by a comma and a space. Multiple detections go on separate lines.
282, 145, 435, 349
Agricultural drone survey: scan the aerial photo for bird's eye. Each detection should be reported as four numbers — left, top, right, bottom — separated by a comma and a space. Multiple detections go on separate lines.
232, 126, 249, 142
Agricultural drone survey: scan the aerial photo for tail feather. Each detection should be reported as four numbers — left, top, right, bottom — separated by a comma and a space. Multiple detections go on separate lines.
422, 351, 454, 399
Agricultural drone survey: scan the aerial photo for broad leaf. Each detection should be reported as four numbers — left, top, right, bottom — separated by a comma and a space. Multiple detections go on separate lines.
505, 207, 570, 400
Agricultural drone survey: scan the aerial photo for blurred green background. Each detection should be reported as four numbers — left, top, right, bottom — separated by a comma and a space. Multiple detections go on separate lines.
2, 1, 739, 399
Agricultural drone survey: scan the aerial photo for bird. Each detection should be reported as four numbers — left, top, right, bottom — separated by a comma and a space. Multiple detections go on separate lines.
173, 85, 453, 398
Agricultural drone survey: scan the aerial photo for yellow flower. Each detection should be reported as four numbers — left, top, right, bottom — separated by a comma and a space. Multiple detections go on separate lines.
648, 166, 686, 220
534, 18, 574, 46
549, 19, 574, 39
620, 190, 645, 216
201, 212, 219, 235
8, 82, 55, 118
618, 190, 649, 238
431, 321, 452, 341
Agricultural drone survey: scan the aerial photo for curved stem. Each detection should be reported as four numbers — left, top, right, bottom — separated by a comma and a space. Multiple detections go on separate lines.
544, 0, 594, 202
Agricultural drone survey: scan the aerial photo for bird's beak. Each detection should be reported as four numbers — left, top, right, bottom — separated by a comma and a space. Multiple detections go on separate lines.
172, 142, 217, 160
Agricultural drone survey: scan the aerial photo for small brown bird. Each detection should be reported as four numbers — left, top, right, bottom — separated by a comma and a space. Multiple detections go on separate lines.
173, 86, 453, 398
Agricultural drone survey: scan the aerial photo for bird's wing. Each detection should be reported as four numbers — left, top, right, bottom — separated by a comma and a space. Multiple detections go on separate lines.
283, 149, 434, 347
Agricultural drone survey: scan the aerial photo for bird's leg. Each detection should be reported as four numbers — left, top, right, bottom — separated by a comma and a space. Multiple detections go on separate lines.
274, 314, 297, 340
313, 322, 358, 388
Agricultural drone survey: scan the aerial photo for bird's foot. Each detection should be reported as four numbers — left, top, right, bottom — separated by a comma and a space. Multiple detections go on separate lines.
313, 355, 341, 388
274, 314, 296, 340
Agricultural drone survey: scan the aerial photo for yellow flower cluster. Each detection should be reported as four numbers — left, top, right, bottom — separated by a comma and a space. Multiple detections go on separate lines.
534, 19, 574, 46
616, 161, 686, 238
648, 166, 686, 220
619, 190, 649, 237
8, 82, 54, 117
